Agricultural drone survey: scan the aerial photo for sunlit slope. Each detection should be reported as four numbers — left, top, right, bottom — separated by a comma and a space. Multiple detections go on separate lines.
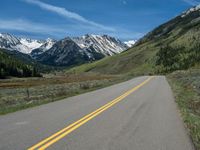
69, 6, 200, 75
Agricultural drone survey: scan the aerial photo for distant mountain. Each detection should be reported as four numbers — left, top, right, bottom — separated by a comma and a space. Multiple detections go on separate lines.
124, 40, 136, 47
19, 38, 44, 53
36, 37, 102, 66
0, 33, 132, 67
72, 34, 127, 56
30, 38, 56, 58
70, 4, 200, 75
0, 33, 56, 54
36, 34, 128, 66
0, 33, 43, 53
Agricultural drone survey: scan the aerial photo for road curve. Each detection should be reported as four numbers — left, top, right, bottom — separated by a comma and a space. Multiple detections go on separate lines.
0, 76, 194, 150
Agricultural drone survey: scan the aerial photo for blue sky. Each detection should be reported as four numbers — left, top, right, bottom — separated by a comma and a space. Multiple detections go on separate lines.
0, 0, 199, 40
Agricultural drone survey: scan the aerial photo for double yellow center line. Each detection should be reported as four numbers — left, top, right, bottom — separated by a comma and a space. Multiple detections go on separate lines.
28, 76, 154, 150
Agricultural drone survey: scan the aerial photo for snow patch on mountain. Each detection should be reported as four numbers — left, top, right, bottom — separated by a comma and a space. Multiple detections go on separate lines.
19, 38, 43, 53
0, 33, 57, 54
124, 40, 136, 47
0, 33, 20, 47
30, 38, 56, 58
0, 33, 132, 64
181, 4, 200, 18
41, 38, 56, 50
72, 34, 127, 56
35, 34, 130, 66
0, 33, 25, 53
0, 33, 46, 54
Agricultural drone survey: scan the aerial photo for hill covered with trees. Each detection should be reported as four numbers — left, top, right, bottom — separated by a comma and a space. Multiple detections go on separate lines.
0, 49, 41, 79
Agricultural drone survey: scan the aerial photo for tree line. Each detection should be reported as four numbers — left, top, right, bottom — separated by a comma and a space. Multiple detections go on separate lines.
156, 43, 200, 73
0, 50, 41, 79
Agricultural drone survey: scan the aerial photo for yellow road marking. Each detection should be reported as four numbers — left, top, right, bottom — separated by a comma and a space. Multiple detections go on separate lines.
28, 76, 154, 150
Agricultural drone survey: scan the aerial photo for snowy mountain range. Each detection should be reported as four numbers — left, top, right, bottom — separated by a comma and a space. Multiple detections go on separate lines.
35, 35, 133, 66
0, 33, 136, 66
0, 33, 55, 54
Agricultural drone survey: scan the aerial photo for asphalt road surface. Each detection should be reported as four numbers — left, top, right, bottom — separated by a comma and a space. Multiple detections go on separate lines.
0, 76, 194, 150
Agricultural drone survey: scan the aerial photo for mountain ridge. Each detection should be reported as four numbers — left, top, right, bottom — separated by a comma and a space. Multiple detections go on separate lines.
0, 33, 55, 54
32, 34, 130, 66
69, 4, 200, 75
0, 33, 133, 54
0, 33, 134, 67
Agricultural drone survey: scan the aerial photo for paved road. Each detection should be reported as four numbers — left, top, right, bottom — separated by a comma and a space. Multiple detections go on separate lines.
0, 76, 194, 150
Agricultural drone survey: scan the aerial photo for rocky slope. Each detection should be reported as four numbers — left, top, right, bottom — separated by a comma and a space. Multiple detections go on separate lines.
72, 34, 128, 56
36, 34, 129, 66
0, 33, 55, 54
36, 38, 103, 66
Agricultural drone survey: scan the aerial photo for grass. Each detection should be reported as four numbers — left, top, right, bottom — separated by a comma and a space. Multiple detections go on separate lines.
167, 68, 200, 150
68, 41, 158, 76
0, 72, 131, 115
0, 72, 113, 88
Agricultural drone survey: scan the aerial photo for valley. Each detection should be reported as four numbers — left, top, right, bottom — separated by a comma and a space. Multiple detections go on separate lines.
0, 2, 200, 150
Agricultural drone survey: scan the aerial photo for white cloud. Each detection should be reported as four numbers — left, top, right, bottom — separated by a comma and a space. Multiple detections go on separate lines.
0, 19, 142, 40
0, 19, 66, 36
182, 0, 200, 6
23, 0, 115, 31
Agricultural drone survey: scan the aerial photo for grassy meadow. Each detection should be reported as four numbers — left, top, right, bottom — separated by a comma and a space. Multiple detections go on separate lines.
0, 72, 128, 115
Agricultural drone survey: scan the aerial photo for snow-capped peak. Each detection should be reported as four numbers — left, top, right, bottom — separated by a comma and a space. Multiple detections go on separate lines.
40, 38, 56, 50
124, 40, 136, 47
181, 4, 200, 18
72, 34, 127, 56
46, 38, 54, 43
0, 33, 46, 54
0, 33, 21, 46
30, 38, 57, 58
19, 38, 44, 53
0, 33, 57, 54
0, 33, 129, 60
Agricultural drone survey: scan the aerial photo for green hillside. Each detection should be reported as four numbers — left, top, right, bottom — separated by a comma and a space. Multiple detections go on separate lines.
70, 8, 200, 75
